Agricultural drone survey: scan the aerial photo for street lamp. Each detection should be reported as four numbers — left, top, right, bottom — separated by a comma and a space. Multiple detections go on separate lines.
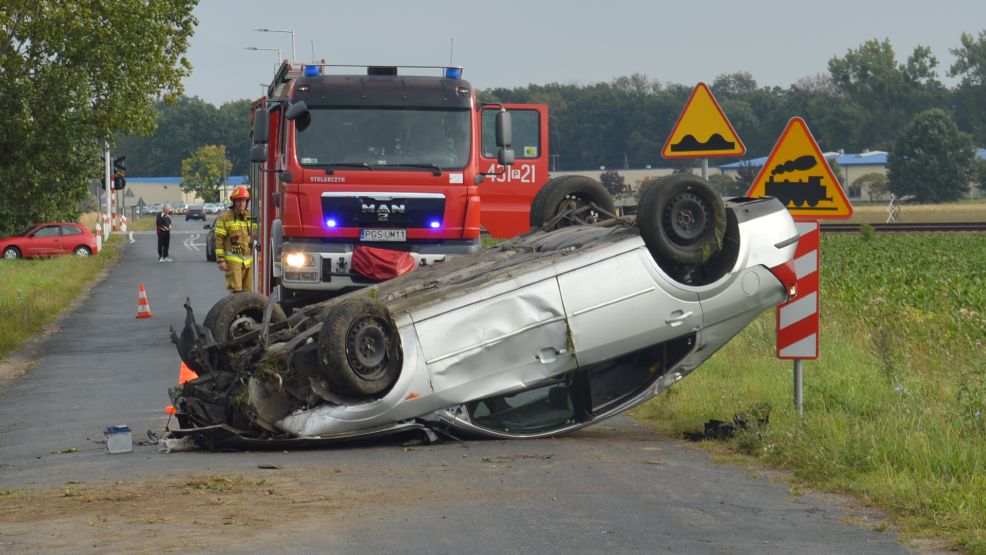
244, 46, 282, 67
253, 28, 295, 61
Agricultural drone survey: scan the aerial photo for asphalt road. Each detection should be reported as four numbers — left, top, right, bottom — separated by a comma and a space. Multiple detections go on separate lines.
0, 219, 914, 554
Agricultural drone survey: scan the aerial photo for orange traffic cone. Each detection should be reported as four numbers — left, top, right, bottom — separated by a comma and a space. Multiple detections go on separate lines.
166, 362, 199, 415
179, 361, 199, 384
136, 283, 153, 319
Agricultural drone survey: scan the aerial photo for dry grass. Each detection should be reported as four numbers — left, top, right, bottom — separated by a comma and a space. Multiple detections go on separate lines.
845, 200, 986, 223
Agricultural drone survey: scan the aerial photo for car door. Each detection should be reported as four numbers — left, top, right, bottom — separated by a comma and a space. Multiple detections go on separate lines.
478, 104, 549, 239
26, 225, 62, 256
414, 277, 575, 406
59, 225, 84, 253
556, 247, 703, 367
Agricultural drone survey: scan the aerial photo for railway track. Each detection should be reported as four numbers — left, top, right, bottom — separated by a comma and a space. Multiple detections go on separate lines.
819, 222, 986, 233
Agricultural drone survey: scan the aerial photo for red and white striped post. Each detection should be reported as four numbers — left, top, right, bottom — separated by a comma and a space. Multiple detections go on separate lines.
776, 221, 820, 416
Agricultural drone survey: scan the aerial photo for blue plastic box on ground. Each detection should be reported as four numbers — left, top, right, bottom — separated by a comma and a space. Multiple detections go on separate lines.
104, 425, 133, 454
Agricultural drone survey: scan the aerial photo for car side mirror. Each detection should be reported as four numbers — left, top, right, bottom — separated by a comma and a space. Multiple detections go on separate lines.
285, 100, 309, 121
498, 147, 515, 166
253, 108, 269, 144
250, 145, 268, 163
495, 109, 511, 147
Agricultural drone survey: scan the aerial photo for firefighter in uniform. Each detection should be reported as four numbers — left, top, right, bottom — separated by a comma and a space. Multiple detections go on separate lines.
215, 186, 258, 293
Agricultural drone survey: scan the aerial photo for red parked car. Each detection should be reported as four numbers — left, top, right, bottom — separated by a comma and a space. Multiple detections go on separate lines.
0, 223, 99, 259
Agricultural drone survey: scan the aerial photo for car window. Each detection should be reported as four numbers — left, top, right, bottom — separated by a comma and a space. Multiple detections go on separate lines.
466, 381, 578, 434
586, 335, 696, 413
61, 225, 83, 236
32, 226, 61, 238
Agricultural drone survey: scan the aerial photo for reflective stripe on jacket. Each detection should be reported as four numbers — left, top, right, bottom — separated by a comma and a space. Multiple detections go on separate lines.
214, 209, 257, 263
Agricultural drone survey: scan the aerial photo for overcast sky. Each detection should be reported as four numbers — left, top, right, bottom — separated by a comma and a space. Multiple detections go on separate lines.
184, 0, 985, 106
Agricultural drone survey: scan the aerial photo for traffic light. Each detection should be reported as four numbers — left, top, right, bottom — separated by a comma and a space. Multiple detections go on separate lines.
113, 156, 126, 190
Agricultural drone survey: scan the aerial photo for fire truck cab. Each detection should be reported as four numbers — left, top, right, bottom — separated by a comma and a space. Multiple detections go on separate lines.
249, 62, 551, 308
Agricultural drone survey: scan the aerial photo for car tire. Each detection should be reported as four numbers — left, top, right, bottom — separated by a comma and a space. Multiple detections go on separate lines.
637, 174, 726, 266
3, 246, 21, 259
74, 246, 91, 256
202, 292, 287, 344
529, 175, 615, 230
316, 297, 402, 397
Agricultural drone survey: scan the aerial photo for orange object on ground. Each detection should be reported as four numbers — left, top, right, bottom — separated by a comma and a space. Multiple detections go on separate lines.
165, 362, 199, 415
136, 283, 153, 319
179, 361, 198, 384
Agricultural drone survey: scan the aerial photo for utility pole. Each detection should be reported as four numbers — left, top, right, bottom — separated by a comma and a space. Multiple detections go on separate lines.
104, 141, 112, 241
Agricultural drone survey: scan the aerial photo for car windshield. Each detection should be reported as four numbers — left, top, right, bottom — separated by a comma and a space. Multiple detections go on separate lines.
17, 225, 37, 237
294, 107, 471, 171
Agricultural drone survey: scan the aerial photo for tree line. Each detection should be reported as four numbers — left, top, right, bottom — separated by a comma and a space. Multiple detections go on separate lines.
2, 4, 984, 236
120, 34, 986, 205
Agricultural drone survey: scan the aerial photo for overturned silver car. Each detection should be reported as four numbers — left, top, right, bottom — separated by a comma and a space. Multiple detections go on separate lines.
169, 175, 799, 448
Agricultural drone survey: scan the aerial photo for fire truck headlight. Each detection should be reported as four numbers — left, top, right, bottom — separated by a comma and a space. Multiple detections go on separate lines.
285, 252, 312, 268
429, 220, 441, 229
325, 218, 337, 228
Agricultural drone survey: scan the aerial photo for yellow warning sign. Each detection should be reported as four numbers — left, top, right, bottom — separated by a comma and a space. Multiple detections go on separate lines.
662, 83, 745, 159
745, 117, 853, 219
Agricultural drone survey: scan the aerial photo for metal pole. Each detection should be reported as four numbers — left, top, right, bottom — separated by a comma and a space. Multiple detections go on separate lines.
104, 142, 112, 240
794, 360, 804, 417
701, 158, 708, 180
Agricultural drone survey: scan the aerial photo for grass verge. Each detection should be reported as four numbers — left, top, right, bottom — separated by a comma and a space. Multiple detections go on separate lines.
0, 235, 124, 360
635, 232, 986, 552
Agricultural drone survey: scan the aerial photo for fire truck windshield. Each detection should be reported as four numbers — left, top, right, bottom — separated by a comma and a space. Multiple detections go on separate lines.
295, 107, 471, 170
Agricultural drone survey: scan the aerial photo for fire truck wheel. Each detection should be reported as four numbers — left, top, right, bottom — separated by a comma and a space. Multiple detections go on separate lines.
637, 174, 726, 267
529, 175, 615, 230
316, 297, 402, 397
203, 292, 287, 344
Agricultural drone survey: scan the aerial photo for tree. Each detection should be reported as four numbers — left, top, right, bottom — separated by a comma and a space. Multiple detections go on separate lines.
599, 170, 628, 196
853, 173, 889, 201
828, 39, 946, 150
709, 174, 746, 196
115, 96, 252, 177
181, 145, 232, 203
949, 30, 986, 144
0, 0, 197, 235
887, 109, 975, 203
734, 163, 760, 191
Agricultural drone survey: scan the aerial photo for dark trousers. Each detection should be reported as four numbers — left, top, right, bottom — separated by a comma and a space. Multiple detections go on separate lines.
157, 232, 170, 258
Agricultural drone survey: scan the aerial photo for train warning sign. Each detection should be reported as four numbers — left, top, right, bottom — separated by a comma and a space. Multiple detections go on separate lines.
661, 83, 746, 159
745, 117, 853, 219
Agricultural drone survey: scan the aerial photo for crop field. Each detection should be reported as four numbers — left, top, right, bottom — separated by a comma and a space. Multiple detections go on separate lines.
636, 232, 986, 552
845, 200, 986, 224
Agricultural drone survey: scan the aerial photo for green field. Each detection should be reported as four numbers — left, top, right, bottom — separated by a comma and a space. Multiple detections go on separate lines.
0, 237, 123, 361
636, 232, 986, 552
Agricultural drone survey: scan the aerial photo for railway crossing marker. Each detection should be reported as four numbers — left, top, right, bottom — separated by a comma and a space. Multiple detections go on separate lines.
744, 118, 854, 416
662, 83, 746, 159
745, 117, 853, 219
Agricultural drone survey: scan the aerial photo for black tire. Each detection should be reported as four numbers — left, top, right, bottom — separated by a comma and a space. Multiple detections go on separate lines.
3, 246, 21, 259
637, 174, 726, 266
202, 292, 287, 344
74, 246, 91, 256
529, 175, 615, 230
317, 297, 402, 397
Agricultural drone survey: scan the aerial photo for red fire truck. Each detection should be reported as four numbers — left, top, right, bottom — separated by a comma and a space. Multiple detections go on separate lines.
248, 62, 561, 309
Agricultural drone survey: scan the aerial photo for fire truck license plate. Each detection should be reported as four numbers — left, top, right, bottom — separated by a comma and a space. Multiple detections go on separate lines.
360, 229, 406, 242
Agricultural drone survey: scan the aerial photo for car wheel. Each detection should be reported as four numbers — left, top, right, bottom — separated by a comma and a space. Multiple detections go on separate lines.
529, 175, 615, 230
2, 246, 21, 259
637, 174, 726, 266
202, 292, 287, 344
316, 297, 402, 397
74, 246, 92, 256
